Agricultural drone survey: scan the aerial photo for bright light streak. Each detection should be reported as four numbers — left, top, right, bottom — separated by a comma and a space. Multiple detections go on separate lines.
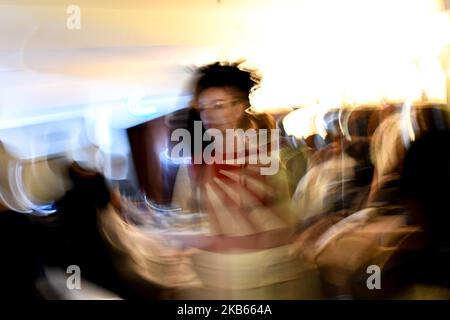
212, 0, 450, 111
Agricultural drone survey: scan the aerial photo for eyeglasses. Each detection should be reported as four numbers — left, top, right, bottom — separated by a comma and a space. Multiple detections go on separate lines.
197, 99, 244, 113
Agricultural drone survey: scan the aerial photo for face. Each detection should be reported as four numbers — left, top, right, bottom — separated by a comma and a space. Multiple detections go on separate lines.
197, 87, 246, 132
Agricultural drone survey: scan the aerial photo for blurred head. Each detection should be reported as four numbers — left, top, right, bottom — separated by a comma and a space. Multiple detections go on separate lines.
191, 61, 263, 132
67, 162, 111, 211
197, 87, 247, 132
370, 113, 407, 181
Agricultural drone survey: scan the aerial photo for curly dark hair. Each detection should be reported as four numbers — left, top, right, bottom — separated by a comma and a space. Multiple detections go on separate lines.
185, 61, 273, 132
191, 61, 262, 105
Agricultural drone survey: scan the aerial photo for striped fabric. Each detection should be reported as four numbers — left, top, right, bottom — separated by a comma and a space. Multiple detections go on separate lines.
172, 133, 296, 248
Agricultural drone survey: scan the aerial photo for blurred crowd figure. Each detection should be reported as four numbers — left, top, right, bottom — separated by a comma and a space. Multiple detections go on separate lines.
1, 61, 450, 299
166, 62, 321, 299
290, 103, 450, 299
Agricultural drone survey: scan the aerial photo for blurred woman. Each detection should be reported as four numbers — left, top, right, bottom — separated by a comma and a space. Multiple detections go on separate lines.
170, 61, 322, 299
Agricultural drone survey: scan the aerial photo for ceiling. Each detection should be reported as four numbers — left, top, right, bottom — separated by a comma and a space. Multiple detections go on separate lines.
0, 0, 274, 128
0, 0, 448, 130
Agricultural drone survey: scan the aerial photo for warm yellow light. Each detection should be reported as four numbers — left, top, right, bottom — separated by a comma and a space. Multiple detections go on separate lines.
202, 0, 450, 112
282, 104, 332, 139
